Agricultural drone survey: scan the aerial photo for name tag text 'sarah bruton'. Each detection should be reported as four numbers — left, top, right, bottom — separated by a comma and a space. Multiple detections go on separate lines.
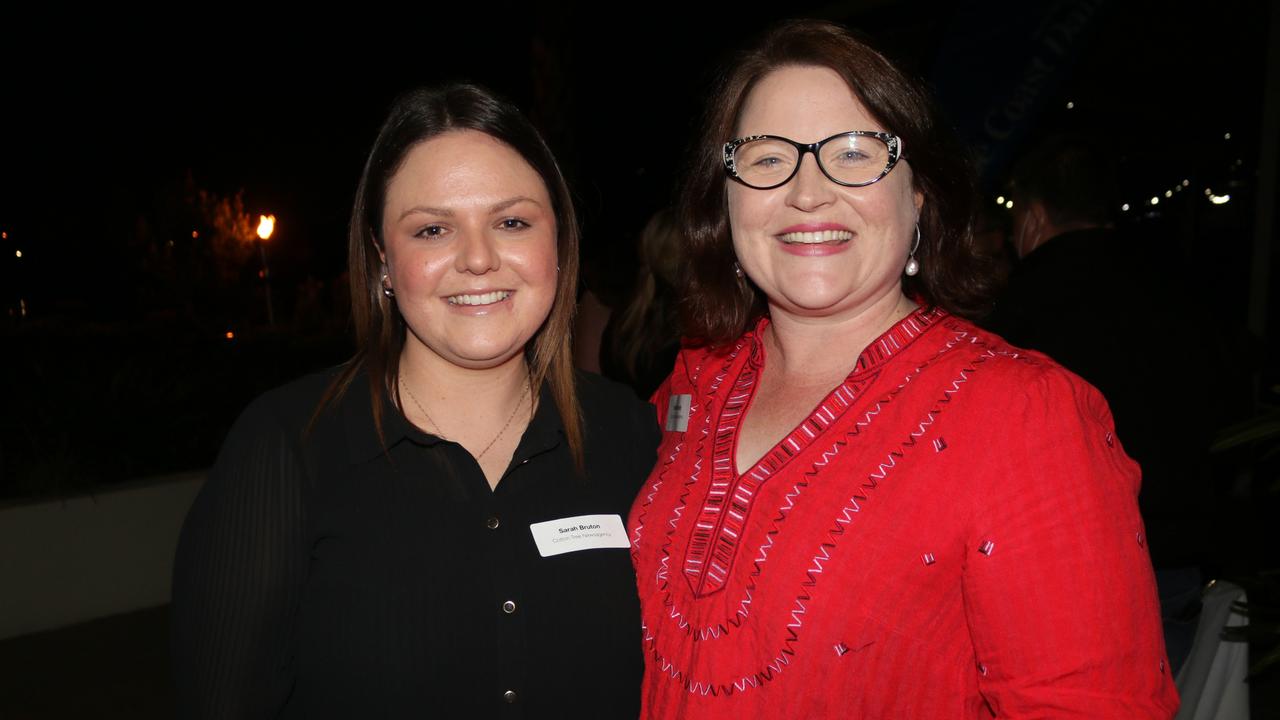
529, 514, 630, 557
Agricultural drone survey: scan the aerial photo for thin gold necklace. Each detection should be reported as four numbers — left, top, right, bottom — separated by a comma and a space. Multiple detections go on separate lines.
400, 374, 529, 459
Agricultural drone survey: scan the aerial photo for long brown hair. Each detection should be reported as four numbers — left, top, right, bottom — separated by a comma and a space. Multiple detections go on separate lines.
316, 84, 583, 470
679, 19, 996, 345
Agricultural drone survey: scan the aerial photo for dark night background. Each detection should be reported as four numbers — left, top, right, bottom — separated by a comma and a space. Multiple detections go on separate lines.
2, 0, 1277, 715
4, 2, 1270, 329
7, 0, 1273, 490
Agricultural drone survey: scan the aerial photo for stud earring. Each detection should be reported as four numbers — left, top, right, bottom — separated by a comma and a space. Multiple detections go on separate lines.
734, 262, 745, 279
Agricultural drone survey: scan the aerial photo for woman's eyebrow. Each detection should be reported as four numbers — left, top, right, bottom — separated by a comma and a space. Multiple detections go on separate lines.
397, 196, 541, 222
489, 195, 542, 213
398, 205, 453, 221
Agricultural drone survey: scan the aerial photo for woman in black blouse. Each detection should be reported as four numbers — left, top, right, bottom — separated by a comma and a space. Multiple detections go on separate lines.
171, 85, 660, 719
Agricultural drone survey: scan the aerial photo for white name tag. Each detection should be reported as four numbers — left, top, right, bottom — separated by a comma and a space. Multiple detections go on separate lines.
665, 394, 691, 432
529, 514, 630, 557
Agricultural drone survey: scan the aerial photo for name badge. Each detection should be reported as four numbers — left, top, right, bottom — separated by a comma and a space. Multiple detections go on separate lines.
529, 514, 630, 557
665, 394, 691, 432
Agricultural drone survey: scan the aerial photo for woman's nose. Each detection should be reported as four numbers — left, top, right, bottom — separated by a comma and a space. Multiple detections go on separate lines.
785, 154, 837, 212
456, 231, 501, 274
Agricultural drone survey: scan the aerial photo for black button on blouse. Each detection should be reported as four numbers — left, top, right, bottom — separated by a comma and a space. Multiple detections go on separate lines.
171, 370, 660, 719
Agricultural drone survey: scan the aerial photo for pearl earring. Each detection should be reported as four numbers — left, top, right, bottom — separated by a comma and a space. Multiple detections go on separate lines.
905, 224, 921, 277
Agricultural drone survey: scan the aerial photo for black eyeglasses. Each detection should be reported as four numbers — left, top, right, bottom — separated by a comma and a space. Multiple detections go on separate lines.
723, 131, 903, 190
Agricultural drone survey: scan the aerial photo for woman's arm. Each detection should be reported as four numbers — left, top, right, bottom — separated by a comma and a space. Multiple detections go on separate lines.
963, 367, 1179, 718
171, 396, 309, 719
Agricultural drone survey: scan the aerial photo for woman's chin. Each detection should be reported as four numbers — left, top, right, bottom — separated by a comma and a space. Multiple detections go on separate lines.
767, 286, 907, 321
407, 339, 529, 373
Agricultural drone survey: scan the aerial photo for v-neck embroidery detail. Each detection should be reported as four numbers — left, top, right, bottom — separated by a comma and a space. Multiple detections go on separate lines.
681, 306, 946, 597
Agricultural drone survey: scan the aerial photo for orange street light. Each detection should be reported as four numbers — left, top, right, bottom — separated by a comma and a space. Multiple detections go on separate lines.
257, 214, 275, 241
255, 214, 276, 328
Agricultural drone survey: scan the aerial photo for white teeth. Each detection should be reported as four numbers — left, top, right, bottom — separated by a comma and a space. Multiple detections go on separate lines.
777, 230, 854, 244
447, 290, 512, 306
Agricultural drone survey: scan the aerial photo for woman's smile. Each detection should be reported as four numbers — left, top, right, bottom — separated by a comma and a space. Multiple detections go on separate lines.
445, 289, 514, 306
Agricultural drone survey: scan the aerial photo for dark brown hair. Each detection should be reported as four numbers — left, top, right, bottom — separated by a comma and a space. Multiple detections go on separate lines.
610, 208, 683, 386
316, 84, 583, 469
679, 19, 995, 344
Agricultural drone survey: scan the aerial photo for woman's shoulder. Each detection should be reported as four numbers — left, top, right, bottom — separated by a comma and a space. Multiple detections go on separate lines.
573, 370, 662, 470
938, 314, 1112, 420
225, 367, 349, 447
661, 335, 752, 388
574, 369, 654, 419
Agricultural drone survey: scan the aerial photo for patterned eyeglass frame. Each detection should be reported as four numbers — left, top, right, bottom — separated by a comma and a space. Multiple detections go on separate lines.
723, 130, 903, 190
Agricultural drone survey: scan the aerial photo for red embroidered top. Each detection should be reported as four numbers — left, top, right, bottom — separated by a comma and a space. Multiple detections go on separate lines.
629, 309, 1178, 719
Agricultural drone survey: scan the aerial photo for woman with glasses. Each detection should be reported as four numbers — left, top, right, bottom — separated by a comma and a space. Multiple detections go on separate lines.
172, 84, 659, 718
629, 20, 1177, 719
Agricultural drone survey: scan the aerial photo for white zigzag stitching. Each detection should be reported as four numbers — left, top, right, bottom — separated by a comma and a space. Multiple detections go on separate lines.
732, 675, 760, 692
788, 597, 807, 629
804, 359, 980, 600
650, 328, 1000, 699
632, 438, 684, 549
869, 452, 898, 481
809, 543, 832, 576
673, 399, 858, 638
657, 344, 740, 634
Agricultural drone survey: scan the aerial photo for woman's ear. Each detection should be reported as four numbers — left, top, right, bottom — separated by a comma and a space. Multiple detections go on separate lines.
1013, 201, 1049, 258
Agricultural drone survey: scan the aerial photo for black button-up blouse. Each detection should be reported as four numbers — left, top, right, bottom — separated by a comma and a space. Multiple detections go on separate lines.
171, 369, 660, 719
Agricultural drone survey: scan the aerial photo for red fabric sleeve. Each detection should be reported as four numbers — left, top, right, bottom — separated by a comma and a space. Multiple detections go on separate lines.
962, 368, 1179, 718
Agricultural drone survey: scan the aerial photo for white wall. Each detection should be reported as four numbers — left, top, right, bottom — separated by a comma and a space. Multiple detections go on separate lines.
0, 472, 204, 639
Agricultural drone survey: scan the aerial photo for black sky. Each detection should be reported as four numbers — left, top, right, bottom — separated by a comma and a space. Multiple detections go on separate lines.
2, 1, 1271, 321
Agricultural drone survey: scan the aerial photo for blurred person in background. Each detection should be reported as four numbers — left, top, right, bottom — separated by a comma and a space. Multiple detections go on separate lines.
601, 208, 684, 399
985, 134, 1225, 675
